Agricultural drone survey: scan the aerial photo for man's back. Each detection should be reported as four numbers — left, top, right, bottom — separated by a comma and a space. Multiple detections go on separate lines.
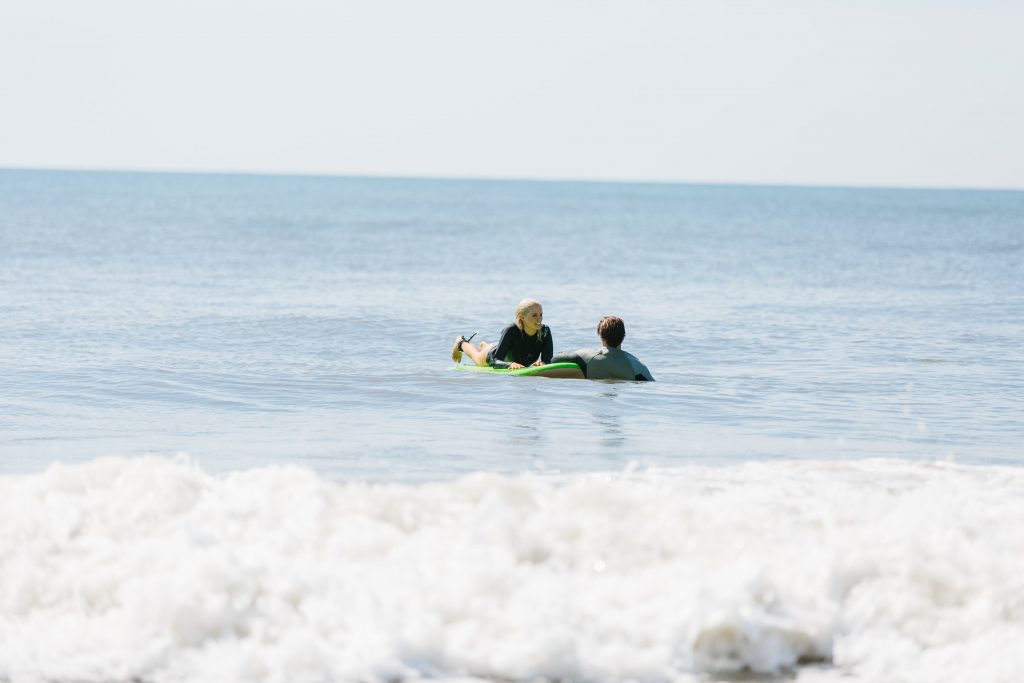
576, 347, 654, 381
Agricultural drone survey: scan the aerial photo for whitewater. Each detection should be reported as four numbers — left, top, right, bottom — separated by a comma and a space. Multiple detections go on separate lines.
2, 457, 1023, 683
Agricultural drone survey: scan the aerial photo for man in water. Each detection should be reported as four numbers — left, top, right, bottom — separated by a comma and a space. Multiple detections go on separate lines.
551, 315, 654, 381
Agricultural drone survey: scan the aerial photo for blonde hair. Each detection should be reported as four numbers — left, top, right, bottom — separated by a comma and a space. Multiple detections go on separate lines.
514, 298, 544, 340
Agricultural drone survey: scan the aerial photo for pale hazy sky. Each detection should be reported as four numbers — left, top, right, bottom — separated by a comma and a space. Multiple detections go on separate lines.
3, 0, 1023, 189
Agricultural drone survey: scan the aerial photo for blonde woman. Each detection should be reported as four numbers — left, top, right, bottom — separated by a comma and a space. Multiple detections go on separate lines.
452, 298, 553, 370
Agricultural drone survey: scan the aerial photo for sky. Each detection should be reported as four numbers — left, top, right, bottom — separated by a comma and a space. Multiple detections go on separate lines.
2, 0, 1023, 189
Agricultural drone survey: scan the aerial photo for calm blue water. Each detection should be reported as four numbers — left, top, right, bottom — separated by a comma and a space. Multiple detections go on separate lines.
1, 169, 1022, 478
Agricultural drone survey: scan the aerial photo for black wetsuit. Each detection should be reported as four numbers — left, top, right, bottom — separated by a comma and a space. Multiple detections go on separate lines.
487, 324, 553, 369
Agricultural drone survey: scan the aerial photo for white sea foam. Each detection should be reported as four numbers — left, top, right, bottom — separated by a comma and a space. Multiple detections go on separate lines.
2, 456, 1023, 683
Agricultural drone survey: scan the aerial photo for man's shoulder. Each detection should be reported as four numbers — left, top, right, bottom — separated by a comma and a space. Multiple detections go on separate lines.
574, 347, 604, 360
622, 349, 653, 380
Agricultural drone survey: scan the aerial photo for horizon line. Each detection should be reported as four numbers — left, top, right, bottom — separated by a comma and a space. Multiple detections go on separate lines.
2, 164, 1022, 194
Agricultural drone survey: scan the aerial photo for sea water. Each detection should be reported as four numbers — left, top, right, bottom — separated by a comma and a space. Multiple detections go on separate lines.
1, 169, 1022, 682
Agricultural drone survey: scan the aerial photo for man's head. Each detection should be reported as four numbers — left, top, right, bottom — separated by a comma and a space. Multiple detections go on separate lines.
597, 315, 625, 348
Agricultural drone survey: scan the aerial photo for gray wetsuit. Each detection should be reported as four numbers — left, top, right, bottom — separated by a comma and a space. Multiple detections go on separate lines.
550, 347, 654, 381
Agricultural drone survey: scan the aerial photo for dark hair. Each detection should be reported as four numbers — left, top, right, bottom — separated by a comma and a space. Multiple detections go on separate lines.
597, 316, 625, 348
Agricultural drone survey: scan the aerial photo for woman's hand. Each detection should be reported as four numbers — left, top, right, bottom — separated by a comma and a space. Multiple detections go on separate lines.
532, 361, 545, 367
508, 362, 525, 370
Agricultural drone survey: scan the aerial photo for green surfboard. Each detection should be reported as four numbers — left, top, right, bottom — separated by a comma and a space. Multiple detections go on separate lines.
453, 362, 584, 379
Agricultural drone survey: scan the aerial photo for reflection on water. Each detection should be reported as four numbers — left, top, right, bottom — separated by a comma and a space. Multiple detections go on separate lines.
510, 421, 543, 447
594, 387, 626, 449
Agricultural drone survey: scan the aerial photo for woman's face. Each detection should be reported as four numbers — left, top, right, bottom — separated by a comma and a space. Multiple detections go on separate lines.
521, 305, 543, 336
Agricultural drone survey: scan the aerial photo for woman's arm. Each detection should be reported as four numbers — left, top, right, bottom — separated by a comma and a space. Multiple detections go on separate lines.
536, 326, 554, 365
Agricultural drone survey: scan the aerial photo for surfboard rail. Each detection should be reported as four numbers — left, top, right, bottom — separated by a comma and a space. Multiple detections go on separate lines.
452, 361, 584, 379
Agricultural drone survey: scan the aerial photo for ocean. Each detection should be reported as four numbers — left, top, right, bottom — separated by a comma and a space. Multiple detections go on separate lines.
1, 169, 1022, 682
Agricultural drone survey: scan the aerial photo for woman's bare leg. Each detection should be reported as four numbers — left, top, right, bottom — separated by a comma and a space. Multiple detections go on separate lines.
461, 341, 493, 366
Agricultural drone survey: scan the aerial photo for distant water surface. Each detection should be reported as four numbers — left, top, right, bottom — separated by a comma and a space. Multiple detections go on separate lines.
1, 169, 1020, 477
